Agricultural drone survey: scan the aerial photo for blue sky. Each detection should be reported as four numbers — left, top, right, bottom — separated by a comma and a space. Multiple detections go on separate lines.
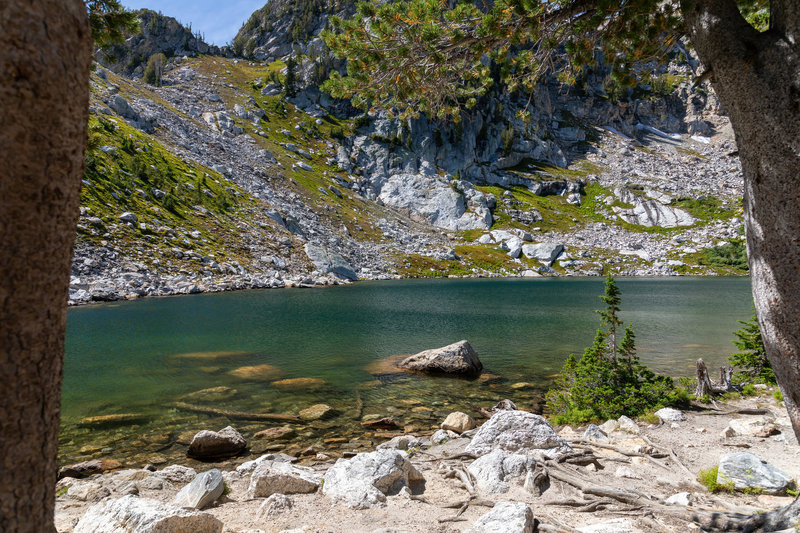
121, 0, 267, 46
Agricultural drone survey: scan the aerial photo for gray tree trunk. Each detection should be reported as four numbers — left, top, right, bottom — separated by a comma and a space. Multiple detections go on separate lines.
682, 0, 800, 443
0, 1, 91, 532
683, 0, 800, 528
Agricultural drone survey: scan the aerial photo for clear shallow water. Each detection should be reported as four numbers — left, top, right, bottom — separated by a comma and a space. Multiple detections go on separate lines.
60, 277, 753, 466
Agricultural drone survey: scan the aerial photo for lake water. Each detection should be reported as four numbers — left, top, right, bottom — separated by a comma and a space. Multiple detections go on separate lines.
60, 277, 753, 467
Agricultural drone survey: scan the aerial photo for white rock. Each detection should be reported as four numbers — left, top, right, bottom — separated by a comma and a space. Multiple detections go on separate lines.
654, 408, 685, 422
397, 340, 482, 376
431, 429, 459, 444
156, 465, 197, 484
617, 416, 639, 434
466, 410, 571, 458
257, 494, 293, 517
583, 424, 610, 442
468, 501, 534, 533
521, 243, 564, 265
721, 426, 736, 438
729, 417, 778, 437
322, 449, 424, 509
600, 419, 619, 434
467, 449, 536, 494
173, 469, 224, 509
73, 495, 223, 533
614, 466, 641, 479
665, 492, 694, 506
247, 460, 320, 499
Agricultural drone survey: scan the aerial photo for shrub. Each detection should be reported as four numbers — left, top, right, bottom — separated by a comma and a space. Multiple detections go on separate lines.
741, 384, 757, 396
546, 275, 680, 424
774, 389, 784, 403
698, 466, 734, 493
729, 312, 774, 384
702, 239, 748, 271
500, 126, 515, 156
143, 53, 166, 86
353, 113, 370, 129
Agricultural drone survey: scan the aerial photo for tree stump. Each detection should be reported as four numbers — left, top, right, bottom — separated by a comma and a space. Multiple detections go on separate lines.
695, 358, 734, 399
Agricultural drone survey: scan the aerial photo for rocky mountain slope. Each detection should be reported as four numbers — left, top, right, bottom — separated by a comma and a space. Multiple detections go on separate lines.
71, 5, 747, 305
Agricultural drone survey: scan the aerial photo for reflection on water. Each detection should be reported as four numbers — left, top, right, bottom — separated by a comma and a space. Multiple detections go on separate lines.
61, 277, 752, 467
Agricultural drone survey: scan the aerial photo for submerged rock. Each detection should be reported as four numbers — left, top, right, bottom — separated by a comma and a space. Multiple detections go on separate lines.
271, 377, 327, 389
73, 495, 222, 533
187, 426, 246, 459
396, 340, 483, 376
77, 413, 149, 428
227, 364, 283, 381
299, 404, 334, 421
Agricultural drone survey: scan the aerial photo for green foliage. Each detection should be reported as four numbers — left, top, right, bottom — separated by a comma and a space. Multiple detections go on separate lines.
774, 389, 784, 403
729, 312, 775, 384
353, 113, 371, 129
86, 0, 139, 49
143, 53, 166, 86
546, 276, 679, 424
741, 384, 757, 396
322, 0, 683, 118
500, 126, 515, 156
284, 56, 298, 98
702, 239, 748, 271
698, 466, 734, 493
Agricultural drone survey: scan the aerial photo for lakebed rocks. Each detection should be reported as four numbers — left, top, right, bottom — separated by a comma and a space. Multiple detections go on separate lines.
57, 393, 798, 533
396, 340, 483, 376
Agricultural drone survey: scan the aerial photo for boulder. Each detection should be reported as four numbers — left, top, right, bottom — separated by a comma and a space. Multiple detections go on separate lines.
299, 404, 334, 421
467, 449, 536, 494
665, 492, 694, 506
377, 435, 429, 451
156, 465, 197, 484
73, 495, 222, 533
228, 364, 283, 381
396, 340, 482, 376
583, 424, 610, 442
441, 412, 476, 434
718, 453, 793, 494
728, 417, 779, 437
187, 426, 246, 459
466, 410, 571, 458
246, 460, 320, 499
468, 501, 534, 533
173, 469, 224, 510
322, 449, 425, 509
431, 429, 459, 444
119, 212, 139, 226
257, 494, 293, 517
617, 416, 640, 434
654, 408, 685, 423
521, 243, 564, 265
304, 243, 358, 281
612, 187, 694, 228
236, 454, 297, 475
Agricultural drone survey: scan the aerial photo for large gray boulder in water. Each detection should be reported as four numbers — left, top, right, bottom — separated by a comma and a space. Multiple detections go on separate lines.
74, 495, 222, 533
396, 340, 483, 376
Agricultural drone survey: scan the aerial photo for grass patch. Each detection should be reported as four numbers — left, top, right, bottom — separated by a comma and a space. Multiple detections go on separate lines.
698, 466, 734, 493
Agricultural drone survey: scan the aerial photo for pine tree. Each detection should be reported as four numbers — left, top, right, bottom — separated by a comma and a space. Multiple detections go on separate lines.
143, 53, 166, 86
597, 274, 623, 363
729, 312, 774, 384
284, 55, 298, 98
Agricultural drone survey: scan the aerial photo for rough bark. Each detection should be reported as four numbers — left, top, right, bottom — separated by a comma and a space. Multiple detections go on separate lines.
682, 0, 800, 444
0, 1, 91, 532
682, 0, 800, 527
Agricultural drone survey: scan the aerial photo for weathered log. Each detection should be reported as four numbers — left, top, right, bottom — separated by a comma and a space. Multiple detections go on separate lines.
360, 417, 398, 429
695, 358, 734, 399
171, 402, 301, 421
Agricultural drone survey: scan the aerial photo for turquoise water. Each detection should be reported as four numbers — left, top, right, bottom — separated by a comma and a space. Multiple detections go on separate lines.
60, 277, 753, 466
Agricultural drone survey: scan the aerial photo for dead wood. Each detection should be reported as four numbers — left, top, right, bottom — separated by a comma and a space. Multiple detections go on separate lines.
171, 402, 301, 421
695, 358, 735, 399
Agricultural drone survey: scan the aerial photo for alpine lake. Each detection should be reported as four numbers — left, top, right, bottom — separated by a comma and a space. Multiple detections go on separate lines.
60, 276, 753, 468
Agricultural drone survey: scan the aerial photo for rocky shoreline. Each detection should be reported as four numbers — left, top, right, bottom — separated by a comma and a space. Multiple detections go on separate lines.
55, 390, 798, 532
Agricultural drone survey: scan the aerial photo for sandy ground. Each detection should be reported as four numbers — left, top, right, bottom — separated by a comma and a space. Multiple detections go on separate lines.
55, 389, 800, 533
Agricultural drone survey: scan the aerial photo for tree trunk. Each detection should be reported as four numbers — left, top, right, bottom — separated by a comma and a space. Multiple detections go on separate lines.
695, 359, 734, 399
682, 0, 800, 445
0, 1, 91, 532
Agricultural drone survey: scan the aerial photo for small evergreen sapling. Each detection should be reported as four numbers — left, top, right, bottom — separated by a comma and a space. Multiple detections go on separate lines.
729, 312, 774, 384
546, 275, 681, 424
